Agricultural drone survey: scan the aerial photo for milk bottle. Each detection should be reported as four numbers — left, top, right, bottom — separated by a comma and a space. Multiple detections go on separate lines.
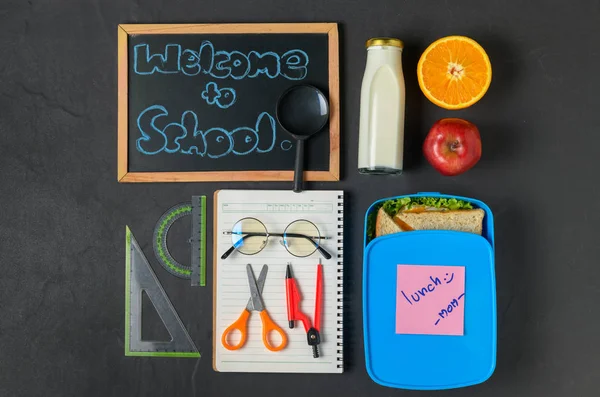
358, 38, 406, 174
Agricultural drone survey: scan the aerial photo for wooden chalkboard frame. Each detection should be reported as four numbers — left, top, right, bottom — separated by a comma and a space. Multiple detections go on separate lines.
117, 23, 340, 182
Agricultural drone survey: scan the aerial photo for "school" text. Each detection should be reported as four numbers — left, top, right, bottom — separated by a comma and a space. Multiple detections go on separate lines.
136, 105, 277, 158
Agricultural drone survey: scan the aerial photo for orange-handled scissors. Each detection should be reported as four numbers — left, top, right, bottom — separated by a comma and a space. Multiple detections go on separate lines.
221, 264, 288, 351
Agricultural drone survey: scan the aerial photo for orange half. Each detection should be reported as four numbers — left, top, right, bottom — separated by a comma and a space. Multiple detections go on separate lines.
417, 36, 492, 110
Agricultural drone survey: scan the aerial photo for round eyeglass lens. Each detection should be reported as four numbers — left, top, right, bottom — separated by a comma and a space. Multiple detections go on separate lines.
231, 218, 268, 255
282, 220, 321, 257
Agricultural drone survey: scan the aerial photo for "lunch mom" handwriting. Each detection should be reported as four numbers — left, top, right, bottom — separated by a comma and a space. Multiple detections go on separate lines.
400, 272, 455, 305
434, 293, 465, 326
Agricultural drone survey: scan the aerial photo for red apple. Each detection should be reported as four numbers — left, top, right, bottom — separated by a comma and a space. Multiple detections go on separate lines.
423, 118, 482, 176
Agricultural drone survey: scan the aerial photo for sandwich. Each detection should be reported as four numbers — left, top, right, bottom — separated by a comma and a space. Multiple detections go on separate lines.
367, 197, 484, 242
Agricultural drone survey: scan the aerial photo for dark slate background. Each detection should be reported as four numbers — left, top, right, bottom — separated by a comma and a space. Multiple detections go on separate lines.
1, 1, 599, 396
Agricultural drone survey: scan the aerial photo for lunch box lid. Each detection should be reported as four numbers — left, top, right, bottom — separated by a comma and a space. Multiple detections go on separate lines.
363, 193, 496, 390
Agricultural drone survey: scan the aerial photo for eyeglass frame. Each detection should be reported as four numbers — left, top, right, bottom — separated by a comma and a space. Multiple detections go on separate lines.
221, 217, 332, 260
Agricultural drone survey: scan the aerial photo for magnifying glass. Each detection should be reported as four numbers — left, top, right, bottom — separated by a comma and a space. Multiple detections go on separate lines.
276, 85, 330, 193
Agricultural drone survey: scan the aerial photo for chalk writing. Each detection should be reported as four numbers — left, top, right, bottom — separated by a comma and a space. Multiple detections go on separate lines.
136, 105, 276, 158
400, 272, 454, 305
134, 42, 309, 80
201, 82, 236, 108
434, 293, 465, 326
280, 140, 293, 151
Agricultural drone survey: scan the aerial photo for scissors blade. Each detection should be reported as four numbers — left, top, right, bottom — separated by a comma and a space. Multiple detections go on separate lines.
255, 265, 268, 292
246, 264, 266, 312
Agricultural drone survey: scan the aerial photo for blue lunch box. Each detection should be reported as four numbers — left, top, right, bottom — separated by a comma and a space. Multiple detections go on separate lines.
362, 192, 496, 390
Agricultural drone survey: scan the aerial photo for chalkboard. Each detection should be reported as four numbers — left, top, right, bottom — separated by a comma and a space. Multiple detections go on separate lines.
117, 24, 339, 182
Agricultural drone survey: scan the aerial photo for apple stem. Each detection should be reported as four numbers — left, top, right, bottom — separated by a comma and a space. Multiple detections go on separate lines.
450, 141, 461, 151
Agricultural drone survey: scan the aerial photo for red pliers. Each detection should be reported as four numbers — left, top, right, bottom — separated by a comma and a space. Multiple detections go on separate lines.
285, 262, 323, 358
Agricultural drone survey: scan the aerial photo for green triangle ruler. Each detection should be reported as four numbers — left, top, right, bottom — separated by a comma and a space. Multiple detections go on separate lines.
125, 226, 200, 358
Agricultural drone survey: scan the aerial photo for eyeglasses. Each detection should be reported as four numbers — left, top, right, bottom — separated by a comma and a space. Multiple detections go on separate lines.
221, 217, 332, 260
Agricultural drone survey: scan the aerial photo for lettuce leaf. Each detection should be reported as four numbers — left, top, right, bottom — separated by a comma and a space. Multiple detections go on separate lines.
404, 197, 473, 211
366, 197, 474, 244
366, 204, 381, 242
381, 197, 411, 217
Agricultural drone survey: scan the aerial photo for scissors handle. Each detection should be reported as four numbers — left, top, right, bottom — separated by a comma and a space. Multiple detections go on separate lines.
221, 309, 250, 350
259, 310, 288, 351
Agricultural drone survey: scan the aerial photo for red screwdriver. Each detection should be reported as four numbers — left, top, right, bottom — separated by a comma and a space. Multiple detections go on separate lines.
285, 261, 323, 358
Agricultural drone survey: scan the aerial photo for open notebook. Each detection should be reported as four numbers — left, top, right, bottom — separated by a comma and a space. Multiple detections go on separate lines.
213, 190, 343, 373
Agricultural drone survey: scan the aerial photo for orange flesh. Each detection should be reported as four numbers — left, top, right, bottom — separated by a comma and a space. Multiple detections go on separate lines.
418, 36, 492, 109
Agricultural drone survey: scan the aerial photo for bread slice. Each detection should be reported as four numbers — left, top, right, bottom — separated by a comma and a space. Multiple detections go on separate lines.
375, 207, 402, 237
395, 209, 485, 235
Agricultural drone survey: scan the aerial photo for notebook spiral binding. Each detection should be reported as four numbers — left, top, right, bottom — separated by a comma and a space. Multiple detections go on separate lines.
336, 194, 344, 369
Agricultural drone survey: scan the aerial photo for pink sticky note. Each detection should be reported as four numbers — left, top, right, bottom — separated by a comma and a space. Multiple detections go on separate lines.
396, 265, 466, 336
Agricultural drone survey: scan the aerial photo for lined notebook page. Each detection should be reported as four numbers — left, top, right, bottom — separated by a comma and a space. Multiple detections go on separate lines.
214, 190, 343, 373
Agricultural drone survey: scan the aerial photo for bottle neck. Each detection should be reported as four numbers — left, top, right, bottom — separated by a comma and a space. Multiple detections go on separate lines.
366, 46, 403, 66
367, 45, 403, 51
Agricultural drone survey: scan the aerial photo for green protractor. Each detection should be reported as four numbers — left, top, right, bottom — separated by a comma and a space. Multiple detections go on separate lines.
152, 203, 192, 279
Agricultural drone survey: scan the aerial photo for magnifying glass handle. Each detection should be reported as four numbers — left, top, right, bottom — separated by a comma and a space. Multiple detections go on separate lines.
293, 140, 304, 193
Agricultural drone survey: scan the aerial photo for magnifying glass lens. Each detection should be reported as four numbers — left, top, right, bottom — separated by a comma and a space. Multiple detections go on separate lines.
277, 88, 329, 136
